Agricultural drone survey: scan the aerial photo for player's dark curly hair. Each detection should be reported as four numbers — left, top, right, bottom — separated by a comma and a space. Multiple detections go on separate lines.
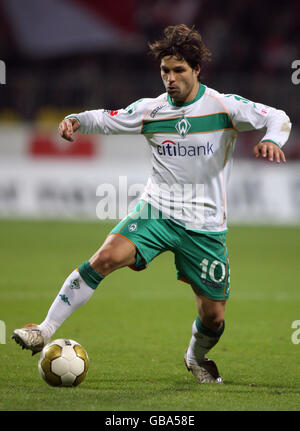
148, 24, 212, 80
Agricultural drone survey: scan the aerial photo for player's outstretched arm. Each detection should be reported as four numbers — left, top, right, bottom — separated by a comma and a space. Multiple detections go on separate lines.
58, 117, 80, 142
253, 141, 286, 164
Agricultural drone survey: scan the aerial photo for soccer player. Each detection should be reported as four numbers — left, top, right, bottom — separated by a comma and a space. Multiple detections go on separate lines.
12, 24, 291, 383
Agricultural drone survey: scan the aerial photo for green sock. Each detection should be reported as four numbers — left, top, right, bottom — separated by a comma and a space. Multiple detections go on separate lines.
187, 317, 225, 363
195, 315, 225, 337
78, 261, 104, 290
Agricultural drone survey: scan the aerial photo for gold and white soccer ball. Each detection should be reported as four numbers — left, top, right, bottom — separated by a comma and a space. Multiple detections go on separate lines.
38, 338, 89, 387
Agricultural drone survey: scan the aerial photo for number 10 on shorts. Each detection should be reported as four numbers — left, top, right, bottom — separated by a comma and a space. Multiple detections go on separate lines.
199, 258, 229, 284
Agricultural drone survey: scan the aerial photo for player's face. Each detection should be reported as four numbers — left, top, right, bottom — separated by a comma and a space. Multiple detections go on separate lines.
160, 56, 200, 103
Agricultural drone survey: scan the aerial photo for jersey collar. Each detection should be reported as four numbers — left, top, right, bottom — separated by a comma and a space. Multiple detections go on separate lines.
167, 83, 206, 107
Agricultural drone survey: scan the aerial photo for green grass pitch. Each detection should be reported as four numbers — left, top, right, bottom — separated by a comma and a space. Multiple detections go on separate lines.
1, 220, 300, 411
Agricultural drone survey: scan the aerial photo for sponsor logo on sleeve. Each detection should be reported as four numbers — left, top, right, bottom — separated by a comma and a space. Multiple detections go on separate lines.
125, 99, 143, 114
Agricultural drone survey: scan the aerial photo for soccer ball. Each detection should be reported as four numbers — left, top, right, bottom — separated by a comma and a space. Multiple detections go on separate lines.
38, 338, 89, 387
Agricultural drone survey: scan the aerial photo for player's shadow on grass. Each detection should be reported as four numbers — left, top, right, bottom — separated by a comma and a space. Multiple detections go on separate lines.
167, 377, 300, 395
89, 376, 300, 396
212, 380, 300, 394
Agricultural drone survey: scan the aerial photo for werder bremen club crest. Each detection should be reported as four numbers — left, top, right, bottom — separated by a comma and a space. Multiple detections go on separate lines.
175, 115, 191, 138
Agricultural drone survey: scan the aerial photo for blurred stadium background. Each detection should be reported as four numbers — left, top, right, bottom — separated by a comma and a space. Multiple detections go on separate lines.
0, 0, 299, 223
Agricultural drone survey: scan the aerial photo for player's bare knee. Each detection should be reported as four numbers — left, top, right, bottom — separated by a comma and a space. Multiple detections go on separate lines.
89, 248, 120, 276
213, 317, 224, 333
201, 312, 224, 333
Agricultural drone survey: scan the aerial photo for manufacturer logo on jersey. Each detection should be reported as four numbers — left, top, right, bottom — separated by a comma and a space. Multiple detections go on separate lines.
175, 116, 191, 138
150, 104, 166, 118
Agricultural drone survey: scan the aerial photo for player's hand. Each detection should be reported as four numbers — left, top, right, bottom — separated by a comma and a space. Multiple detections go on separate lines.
58, 118, 80, 142
253, 141, 286, 163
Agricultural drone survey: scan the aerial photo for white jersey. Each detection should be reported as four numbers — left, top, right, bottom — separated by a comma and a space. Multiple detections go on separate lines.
66, 84, 291, 233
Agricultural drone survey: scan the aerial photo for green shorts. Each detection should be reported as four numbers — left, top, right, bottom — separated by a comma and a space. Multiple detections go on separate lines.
109, 200, 230, 301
